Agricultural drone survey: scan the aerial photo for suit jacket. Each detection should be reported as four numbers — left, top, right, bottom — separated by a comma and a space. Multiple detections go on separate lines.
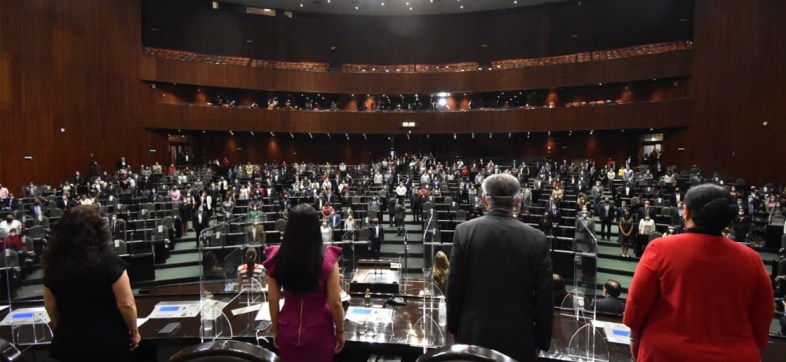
594, 295, 626, 315
447, 209, 553, 362
596, 203, 616, 222
29, 204, 48, 220
369, 225, 384, 243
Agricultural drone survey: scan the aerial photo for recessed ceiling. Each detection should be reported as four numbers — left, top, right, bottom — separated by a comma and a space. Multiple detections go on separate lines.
219, 0, 565, 16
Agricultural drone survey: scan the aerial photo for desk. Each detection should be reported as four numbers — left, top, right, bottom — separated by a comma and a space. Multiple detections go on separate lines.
2, 282, 785, 362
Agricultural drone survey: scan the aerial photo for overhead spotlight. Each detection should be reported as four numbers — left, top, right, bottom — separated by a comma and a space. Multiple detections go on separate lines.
270, 132, 275, 137
327, 133, 331, 138
472, 133, 475, 139
547, 131, 551, 136
345, 133, 349, 140
250, 131, 255, 136
229, 131, 234, 135
363, 134, 367, 140
407, 134, 410, 140
508, 133, 512, 138
589, 129, 594, 135
308, 133, 313, 139
489, 133, 492, 139
289, 132, 294, 138
454, 133, 457, 140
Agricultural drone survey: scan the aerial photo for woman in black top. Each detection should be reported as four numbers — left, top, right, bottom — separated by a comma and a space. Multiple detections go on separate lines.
43, 205, 140, 362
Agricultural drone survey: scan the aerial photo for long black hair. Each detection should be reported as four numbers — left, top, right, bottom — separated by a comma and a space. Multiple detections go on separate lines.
271, 204, 324, 295
684, 184, 737, 234
43, 205, 109, 281
245, 247, 257, 279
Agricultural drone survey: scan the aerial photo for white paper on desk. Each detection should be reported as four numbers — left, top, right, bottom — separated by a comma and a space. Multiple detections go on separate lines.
254, 300, 285, 321
231, 304, 262, 316
137, 318, 148, 327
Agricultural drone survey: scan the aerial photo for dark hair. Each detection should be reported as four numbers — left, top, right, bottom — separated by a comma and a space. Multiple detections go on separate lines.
684, 184, 737, 233
244, 247, 257, 279
203, 251, 218, 274
271, 204, 324, 295
43, 205, 109, 280
604, 280, 622, 297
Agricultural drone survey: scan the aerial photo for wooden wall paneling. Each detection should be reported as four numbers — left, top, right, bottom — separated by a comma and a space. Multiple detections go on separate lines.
662, 0, 786, 185
139, 50, 692, 95
0, 0, 168, 191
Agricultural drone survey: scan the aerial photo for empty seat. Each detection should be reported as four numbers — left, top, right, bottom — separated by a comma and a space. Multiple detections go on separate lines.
168, 340, 282, 362
416, 344, 516, 362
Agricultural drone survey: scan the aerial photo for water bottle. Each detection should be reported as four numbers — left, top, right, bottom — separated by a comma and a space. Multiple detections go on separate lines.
364, 288, 372, 307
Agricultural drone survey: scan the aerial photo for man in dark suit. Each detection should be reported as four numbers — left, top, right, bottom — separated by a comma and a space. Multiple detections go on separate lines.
596, 197, 616, 240
447, 174, 552, 362
29, 198, 48, 222
108, 213, 126, 241
193, 207, 210, 247
593, 280, 626, 315
368, 218, 384, 259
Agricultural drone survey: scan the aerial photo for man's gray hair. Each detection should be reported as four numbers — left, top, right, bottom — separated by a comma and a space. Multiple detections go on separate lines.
481, 174, 522, 207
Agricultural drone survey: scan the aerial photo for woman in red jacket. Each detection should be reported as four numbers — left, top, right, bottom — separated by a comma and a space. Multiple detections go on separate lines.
624, 184, 774, 361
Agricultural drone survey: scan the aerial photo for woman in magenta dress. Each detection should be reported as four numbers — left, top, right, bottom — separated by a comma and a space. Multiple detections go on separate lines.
264, 204, 345, 362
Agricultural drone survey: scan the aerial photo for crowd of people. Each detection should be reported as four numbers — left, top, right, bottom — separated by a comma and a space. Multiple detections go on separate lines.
1, 150, 784, 361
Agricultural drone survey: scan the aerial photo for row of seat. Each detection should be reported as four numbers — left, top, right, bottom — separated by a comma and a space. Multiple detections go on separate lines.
491, 40, 693, 69
143, 40, 691, 74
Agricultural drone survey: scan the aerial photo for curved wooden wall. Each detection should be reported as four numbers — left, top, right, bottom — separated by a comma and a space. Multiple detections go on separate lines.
139, 50, 692, 94
147, 99, 692, 134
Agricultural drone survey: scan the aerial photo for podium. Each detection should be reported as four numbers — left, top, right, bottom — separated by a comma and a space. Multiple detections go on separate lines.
349, 259, 400, 294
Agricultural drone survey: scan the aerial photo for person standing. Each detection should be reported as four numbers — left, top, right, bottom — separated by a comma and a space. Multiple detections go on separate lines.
368, 218, 384, 259
263, 204, 345, 362
43, 205, 140, 361
447, 174, 553, 362
624, 184, 774, 361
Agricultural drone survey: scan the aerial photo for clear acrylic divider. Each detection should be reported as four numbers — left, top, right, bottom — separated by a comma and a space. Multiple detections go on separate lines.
563, 215, 606, 360
198, 216, 247, 343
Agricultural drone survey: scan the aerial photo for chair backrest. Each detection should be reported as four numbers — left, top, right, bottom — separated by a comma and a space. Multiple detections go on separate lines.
22, 236, 35, 252
27, 226, 45, 241
3, 251, 19, 268
416, 344, 517, 362
0, 338, 24, 361
168, 340, 282, 362
161, 216, 175, 229
113, 239, 128, 255
358, 228, 370, 241
456, 210, 468, 221
275, 219, 287, 231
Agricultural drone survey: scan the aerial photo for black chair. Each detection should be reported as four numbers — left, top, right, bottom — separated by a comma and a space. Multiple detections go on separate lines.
0, 338, 25, 361
168, 340, 282, 362
416, 344, 517, 362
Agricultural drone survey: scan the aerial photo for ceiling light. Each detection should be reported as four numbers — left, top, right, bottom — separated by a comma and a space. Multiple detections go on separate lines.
381, 2, 384, 6
460, 5, 463, 9
250, 131, 255, 136
289, 132, 294, 138
355, 6, 359, 10
436, 92, 450, 97
308, 133, 313, 139
270, 132, 275, 137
